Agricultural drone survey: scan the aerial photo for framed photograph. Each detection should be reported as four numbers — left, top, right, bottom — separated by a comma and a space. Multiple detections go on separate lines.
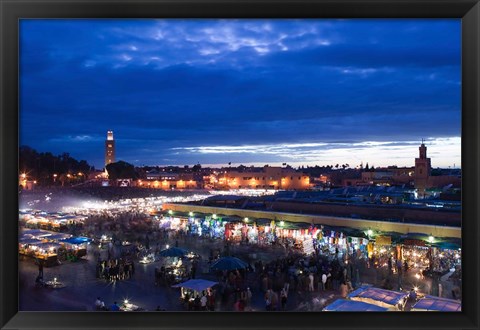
1, 0, 479, 330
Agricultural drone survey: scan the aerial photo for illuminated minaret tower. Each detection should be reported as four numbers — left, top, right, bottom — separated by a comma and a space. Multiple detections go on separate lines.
105, 130, 116, 166
414, 139, 431, 197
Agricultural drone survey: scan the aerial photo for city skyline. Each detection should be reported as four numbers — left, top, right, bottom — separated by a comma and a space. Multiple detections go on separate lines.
20, 19, 461, 169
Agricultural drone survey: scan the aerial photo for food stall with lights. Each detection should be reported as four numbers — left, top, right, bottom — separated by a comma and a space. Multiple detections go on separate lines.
59, 236, 91, 261
155, 247, 191, 284
19, 241, 61, 267
172, 279, 218, 310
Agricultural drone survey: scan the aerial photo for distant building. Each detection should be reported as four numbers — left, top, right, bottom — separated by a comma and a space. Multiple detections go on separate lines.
105, 130, 116, 166
341, 142, 460, 199
138, 169, 199, 189
216, 165, 310, 190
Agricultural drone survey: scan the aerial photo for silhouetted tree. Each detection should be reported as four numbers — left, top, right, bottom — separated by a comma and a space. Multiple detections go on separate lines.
106, 161, 137, 180
192, 164, 202, 172
19, 145, 92, 185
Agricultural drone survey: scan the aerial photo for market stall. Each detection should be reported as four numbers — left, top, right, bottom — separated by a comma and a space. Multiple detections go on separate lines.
411, 296, 461, 312
347, 286, 408, 311
21, 242, 61, 266
172, 279, 218, 310
156, 247, 191, 284
59, 236, 91, 260
323, 299, 389, 312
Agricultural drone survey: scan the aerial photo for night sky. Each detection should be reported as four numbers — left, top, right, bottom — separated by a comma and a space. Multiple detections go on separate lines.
20, 19, 461, 169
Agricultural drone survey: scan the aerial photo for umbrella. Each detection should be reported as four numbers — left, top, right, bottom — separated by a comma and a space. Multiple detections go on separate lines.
159, 247, 188, 258
172, 279, 218, 292
210, 256, 248, 271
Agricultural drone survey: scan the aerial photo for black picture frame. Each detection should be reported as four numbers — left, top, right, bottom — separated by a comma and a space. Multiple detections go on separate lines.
1, 0, 479, 329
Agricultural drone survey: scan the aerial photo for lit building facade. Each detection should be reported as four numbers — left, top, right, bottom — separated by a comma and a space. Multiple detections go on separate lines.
105, 130, 116, 166
139, 170, 199, 189
217, 165, 310, 190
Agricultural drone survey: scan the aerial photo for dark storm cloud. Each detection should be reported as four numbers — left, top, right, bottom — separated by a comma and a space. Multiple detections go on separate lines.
20, 19, 461, 168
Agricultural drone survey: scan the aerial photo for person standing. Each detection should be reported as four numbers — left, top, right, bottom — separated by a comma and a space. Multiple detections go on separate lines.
280, 287, 288, 310
38, 260, 44, 278
396, 259, 403, 290
208, 290, 216, 311
246, 287, 252, 308
265, 289, 272, 311
200, 294, 208, 311
340, 281, 349, 298
95, 297, 105, 310
321, 273, 327, 291
110, 301, 120, 311
308, 272, 315, 292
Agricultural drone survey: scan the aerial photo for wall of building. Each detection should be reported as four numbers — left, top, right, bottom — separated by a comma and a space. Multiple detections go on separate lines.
427, 175, 461, 189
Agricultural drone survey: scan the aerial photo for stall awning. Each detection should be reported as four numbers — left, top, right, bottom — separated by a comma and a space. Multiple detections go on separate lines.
61, 237, 91, 245
46, 233, 72, 241
323, 299, 389, 312
36, 242, 62, 250
411, 296, 461, 311
348, 286, 408, 307
172, 279, 218, 292
19, 238, 43, 245
21, 229, 53, 238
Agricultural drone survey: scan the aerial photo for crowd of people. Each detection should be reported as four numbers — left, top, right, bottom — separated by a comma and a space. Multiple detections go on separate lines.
95, 258, 135, 282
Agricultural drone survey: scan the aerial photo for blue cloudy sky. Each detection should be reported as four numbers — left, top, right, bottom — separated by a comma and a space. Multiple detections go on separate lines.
20, 19, 461, 169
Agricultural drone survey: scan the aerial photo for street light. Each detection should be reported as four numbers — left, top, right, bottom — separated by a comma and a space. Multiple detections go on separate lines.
189, 212, 193, 217
428, 235, 434, 243
244, 217, 249, 223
